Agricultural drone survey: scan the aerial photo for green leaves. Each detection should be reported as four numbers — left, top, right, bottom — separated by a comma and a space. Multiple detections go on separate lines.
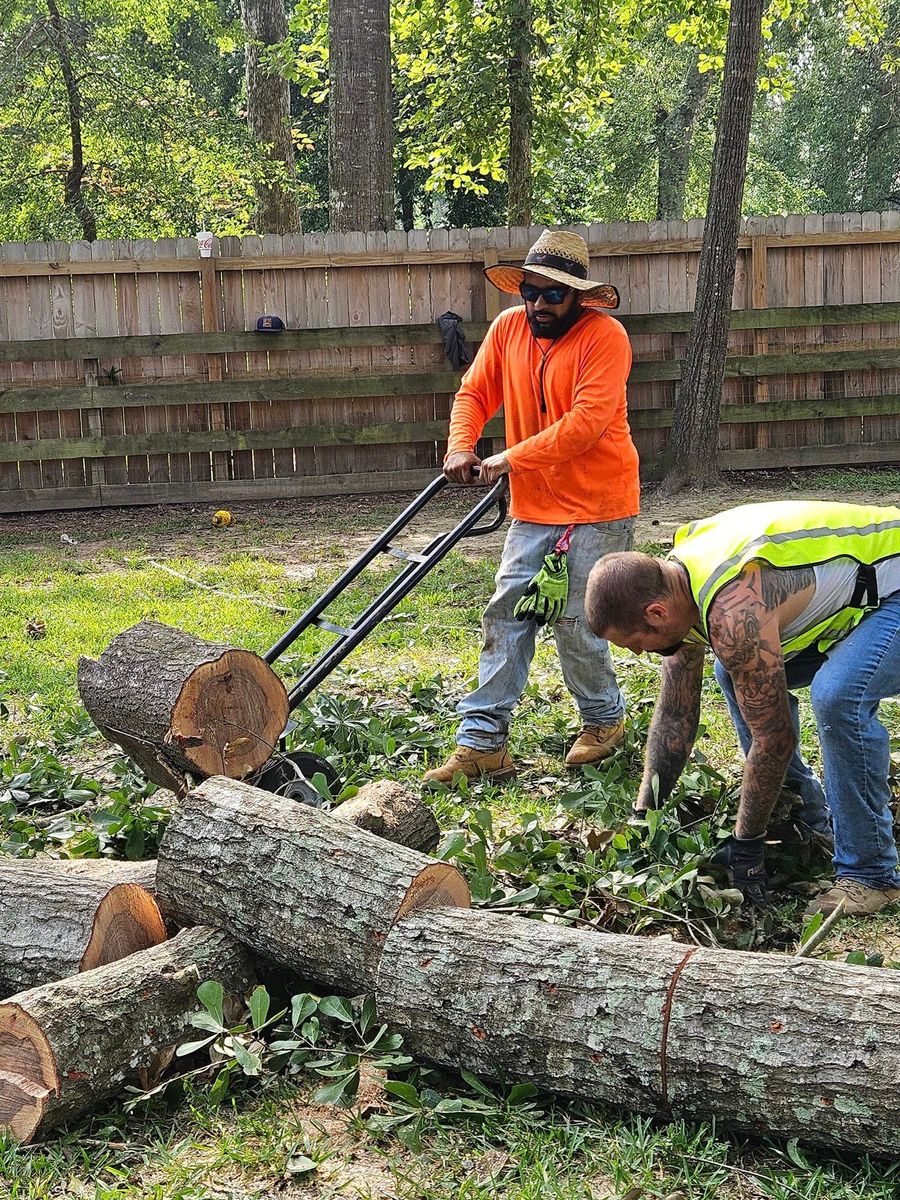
197, 980, 225, 1028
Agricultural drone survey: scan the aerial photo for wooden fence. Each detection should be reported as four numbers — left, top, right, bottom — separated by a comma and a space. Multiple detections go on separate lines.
2, 213, 900, 514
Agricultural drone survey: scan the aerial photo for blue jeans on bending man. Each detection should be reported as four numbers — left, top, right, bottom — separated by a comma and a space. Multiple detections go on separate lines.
714, 591, 900, 890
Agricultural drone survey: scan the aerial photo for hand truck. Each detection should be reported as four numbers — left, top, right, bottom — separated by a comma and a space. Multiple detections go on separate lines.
254, 473, 509, 803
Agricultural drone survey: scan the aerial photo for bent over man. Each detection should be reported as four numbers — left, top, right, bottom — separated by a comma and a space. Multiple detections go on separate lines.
585, 500, 900, 916
424, 229, 640, 784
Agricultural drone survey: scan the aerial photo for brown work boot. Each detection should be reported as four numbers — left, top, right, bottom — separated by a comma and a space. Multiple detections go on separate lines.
423, 745, 516, 785
804, 878, 900, 919
564, 719, 625, 768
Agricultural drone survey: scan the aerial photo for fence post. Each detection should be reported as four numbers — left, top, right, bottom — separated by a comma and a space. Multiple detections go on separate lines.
200, 249, 229, 482
483, 249, 501, 323
751, 233, 769, 448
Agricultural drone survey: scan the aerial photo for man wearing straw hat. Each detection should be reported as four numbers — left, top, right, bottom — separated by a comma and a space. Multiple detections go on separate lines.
424, 229, 640, 785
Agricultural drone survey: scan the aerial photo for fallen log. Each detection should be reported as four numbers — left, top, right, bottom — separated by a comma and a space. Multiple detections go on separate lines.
0, 859, 167, 995
377, 908, 900, 1156
0, 927, 253, 1144
156, 776, 469, 993
77, 621, 289, 791
335, 781, 440, 853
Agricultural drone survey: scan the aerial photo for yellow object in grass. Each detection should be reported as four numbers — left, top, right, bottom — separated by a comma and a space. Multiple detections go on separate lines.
212, 510, 233, 527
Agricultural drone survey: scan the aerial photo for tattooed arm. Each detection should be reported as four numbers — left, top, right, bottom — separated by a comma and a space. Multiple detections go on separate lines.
636, 641, 705, 811
707, 564, 810, 838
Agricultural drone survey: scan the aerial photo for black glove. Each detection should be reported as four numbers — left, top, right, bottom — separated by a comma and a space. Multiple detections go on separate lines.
711, 833, 768, 908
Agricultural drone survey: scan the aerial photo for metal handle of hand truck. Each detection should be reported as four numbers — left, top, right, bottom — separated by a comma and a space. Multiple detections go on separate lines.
463, 466, 509, 536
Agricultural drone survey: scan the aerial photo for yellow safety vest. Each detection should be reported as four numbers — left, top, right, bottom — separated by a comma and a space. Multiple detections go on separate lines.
670, 500, 900, 656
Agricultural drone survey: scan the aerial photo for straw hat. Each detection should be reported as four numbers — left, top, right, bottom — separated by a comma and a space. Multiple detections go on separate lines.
484, 229, 620, 310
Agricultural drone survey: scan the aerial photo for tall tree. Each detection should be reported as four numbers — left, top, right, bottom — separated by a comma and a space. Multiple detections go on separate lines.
507, 0, 533, 225
655, 53, 711, 220
0, 0, 265, 240
327, 0, 394, 231
44, 0, 96, 240
240, 0, 301, 233
658, 0, 766, 492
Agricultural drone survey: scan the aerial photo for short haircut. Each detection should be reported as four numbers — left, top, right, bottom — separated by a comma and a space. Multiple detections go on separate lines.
585, 551, 672, 636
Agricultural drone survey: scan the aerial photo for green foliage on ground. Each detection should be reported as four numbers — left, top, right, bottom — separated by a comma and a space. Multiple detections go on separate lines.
3, 482, 900, 1197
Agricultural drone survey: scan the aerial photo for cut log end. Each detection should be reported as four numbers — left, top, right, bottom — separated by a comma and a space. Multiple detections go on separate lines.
0, 1005, 57, 1144
80, 884, 167, 973
396, 863, 471, 921
169, 648, 289, 778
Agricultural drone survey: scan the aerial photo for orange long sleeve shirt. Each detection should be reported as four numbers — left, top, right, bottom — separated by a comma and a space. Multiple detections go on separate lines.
446, 305, 640, 525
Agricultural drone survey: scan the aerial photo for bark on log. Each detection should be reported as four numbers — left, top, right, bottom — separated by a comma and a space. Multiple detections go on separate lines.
0, 859, 167, 996
156, 777, 469, 993
335, 781, 440, 853
0, 927, 253, 1143
77, 621, 289, 790
377, 909, 900, 1156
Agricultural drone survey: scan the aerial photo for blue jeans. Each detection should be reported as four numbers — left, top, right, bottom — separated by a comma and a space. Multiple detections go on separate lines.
714, 592, 900, 888
457, 517, 635, 751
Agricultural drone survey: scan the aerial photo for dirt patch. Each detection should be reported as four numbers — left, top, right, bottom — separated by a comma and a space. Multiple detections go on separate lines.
0, 466, 893, 572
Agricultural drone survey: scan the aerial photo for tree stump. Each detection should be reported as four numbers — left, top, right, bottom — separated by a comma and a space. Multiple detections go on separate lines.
0, 927, 253, 1143
0, 859, 167, 996
335, 781, 440, 853
156, 776, 469, 993
77, 621, 289, 790
377, 909, 900, 1156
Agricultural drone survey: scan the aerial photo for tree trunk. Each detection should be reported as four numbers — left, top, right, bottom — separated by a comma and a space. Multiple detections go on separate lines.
0, 927, 253, 1144
327, 0, 394, 231
155, 776, 468, 993
335, 781, 440, 853
507, 0, 533, 226
0, 860, 166, 996
240, 0, 302, 233
658, 0, 765, 492
77, 621, 289, 791
378, 909, 900, 1156
45, 0, 97, 241
655, 54, 711, 221
861, 58, 899, 210
397, 166, 416, 231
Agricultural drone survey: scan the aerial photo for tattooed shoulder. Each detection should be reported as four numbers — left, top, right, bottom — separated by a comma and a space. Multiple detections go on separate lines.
759, 565, 814, 610
707, 571, 771, 672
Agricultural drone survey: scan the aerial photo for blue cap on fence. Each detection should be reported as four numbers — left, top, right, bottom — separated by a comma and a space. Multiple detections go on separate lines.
255, 315, 285, 333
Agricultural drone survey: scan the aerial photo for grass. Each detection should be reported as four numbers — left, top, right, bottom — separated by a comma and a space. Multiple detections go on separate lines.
3, 477, 900, 1198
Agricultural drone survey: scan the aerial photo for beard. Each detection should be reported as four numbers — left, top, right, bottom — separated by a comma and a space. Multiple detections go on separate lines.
527, 303, 583, 341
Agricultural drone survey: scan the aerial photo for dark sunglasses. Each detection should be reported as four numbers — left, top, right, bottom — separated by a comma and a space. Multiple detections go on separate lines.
519, 282, 571, 305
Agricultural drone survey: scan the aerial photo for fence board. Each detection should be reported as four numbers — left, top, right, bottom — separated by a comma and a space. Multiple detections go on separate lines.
4, 243, 41, 492
322, 229, 354, 475
878, 209, 900, 447
221, 234, 252, 480
68, 240, 103, 487
116, 243, 149, 485
300, 230, 332, 477
280, 230, 314, 481
0, 245, 18, 493
135, 240, 169, 485
348, 228, 389, 477
27, 243, 64, 489
154, 237, 189, 484
177, 236, 212, 483
92, 240, 128, 485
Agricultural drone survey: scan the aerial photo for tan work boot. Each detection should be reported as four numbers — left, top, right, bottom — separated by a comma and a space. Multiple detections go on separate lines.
804, 878, 900, 919
564, 719, 625, 768
423, 745, 516, 785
